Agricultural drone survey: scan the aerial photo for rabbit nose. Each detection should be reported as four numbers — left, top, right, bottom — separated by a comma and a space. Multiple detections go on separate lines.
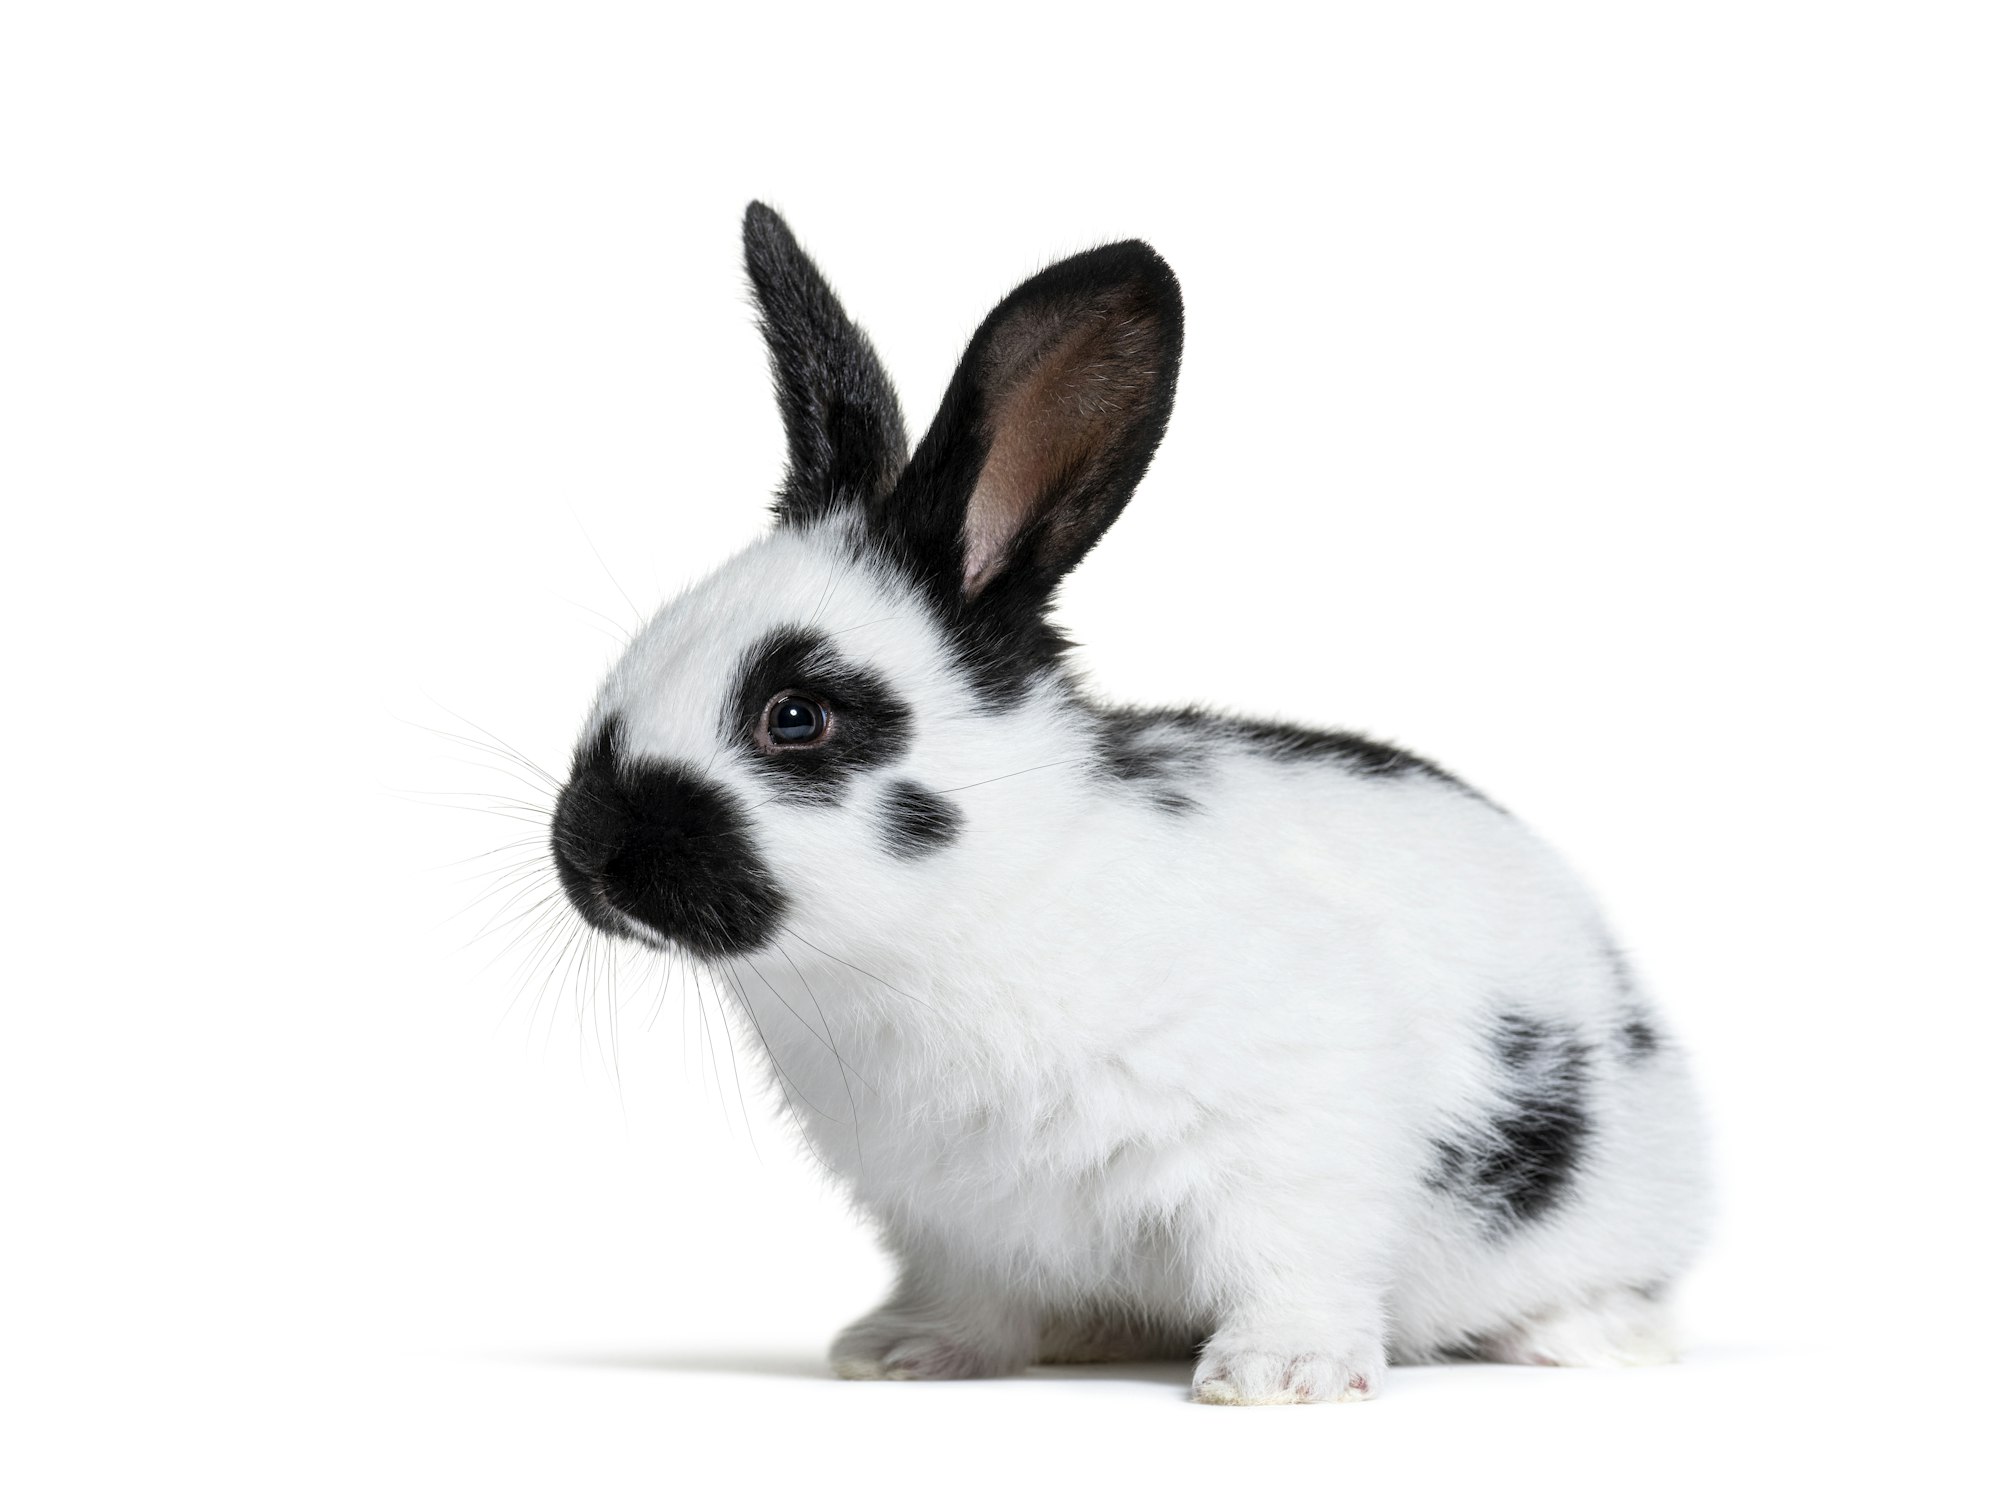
549, 766, 625, 911
548, 715, 640, 923
546, 717, 787, 958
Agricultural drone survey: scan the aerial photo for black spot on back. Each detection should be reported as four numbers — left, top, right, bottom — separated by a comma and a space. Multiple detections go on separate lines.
1428, 1012, 1593, 1234
1092, 712, 1208, 815
1085, 704, 1492, 807
878, 780, 964, 859
1226, 714, 1491, 801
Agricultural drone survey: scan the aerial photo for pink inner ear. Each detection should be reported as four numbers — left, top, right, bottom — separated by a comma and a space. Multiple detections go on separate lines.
959, 300, 1157, 597
962, 459, 1037, 596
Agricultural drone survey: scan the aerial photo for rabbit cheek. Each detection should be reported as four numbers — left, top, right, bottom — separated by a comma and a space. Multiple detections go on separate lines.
549, 718, 786, 959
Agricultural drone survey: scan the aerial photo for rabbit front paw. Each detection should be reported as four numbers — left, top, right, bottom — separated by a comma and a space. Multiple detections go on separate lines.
830, 1307, 1021, 1381
1192, 1331, 1387, 1405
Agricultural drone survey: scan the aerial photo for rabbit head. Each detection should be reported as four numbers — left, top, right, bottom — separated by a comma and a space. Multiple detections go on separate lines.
548, 203, 1183, 961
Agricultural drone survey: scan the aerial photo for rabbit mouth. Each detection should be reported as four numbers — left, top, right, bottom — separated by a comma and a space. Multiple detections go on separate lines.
577, 883, 672, 952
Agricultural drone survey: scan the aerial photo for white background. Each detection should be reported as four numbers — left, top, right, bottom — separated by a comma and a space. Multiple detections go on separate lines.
5, 3, 1996, 1504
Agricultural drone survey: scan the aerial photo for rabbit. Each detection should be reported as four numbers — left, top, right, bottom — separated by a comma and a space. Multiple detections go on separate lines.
545, 201, 1712, 1405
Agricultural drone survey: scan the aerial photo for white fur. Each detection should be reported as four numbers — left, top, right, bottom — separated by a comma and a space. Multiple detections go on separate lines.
587, 516, 1712, 1404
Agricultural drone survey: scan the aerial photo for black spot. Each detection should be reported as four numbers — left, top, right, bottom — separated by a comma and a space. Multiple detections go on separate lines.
878, 780, 964, 859
1493, 1014, 1550, 1072
1428, 1012, 1593, 1234
1092, 712, 1208, 815
728, 625, 912, 802
1428, 1336, 1493, 1364
1605, 946, 1666, 1064
1088, 704, 1491, 807
550, 717, 785, 960
1224, 714, 1488, 799
1617, 1015, 1661, 1062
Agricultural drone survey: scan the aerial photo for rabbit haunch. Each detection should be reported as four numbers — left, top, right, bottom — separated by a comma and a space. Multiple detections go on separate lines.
543, 203, 1711, 1404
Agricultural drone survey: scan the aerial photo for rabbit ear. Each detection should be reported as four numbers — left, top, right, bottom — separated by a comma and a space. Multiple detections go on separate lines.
876, 240, 1182, 605
743, 202, 909, 525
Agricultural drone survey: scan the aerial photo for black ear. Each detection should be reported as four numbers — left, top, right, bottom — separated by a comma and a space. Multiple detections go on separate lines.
875, 240, 1182, 605
742, 202, 909, 525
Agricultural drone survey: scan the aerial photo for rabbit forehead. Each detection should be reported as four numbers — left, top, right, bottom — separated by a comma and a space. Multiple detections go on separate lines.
593, 521, 955, 766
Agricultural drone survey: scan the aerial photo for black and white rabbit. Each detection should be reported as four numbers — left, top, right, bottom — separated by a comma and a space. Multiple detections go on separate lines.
546, 203, 1711, 1404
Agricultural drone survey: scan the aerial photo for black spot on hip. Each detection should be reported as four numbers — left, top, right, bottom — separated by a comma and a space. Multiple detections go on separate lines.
1617, 1014, 1662, 1062
1605, 945, 1666, 1064
1427, 1012, 1593, 1235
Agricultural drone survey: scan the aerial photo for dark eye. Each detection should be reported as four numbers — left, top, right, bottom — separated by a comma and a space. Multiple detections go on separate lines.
763, 692, 830, 747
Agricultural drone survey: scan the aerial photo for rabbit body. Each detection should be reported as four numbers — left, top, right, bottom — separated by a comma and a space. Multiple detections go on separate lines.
548, 206, 1711, 1404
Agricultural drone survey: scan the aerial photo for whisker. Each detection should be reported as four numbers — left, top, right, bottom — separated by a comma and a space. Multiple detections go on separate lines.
426, 836, 548, 871
934, 758, 1092, 795
680, 954, 694, 1079
642, 947, 673, 1032
451, 851, 558, 913
718, 963, 843, 1122
782, 926, 934, 1009
738, 953, 867, 1081
704, 965, 762, 1164
399, 714, 565, 797
461, 882, 565, 952
392, 787, 553, 811
423, 747, 566, 799
420, 696, 567, 792
451, 853, 556, 896
571, 929, 609, 1071
553, 589, 639, 646
692, 966, 723, 1114
774, 938, 863, 1170
569, 507, 646, 632
603, 940, 625, 1103
808, 555, 840, 630
720, 963, 840, 1179
533, 915, 591, 1047
486, 898, 568, 1005
390, 794, 553, 825
822, 613, 910, 636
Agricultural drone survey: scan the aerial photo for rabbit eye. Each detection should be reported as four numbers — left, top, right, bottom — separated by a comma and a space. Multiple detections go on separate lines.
764, 693, 830, 746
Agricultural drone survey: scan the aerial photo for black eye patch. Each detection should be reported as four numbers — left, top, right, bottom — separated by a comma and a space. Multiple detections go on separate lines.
728, 626, 912, 802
